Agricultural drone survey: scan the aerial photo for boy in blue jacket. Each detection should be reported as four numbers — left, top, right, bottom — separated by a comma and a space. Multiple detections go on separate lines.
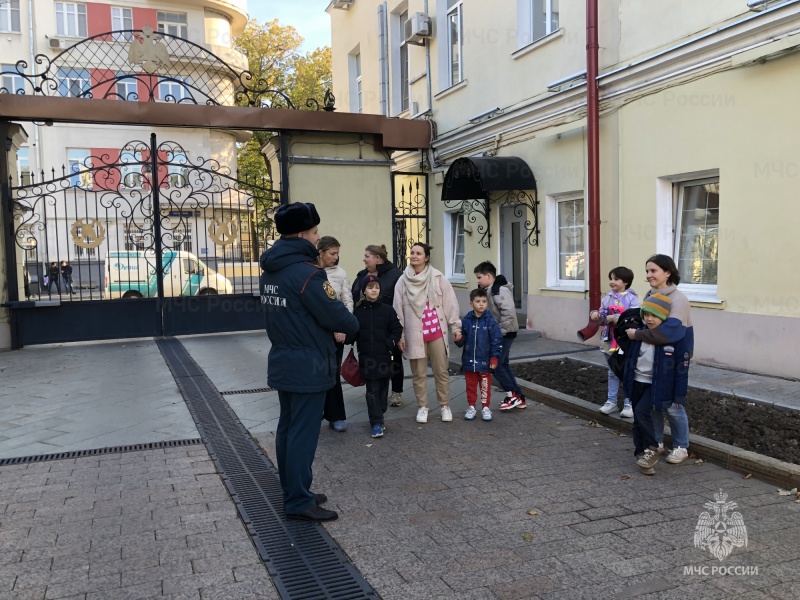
623, 293, 690, 476
455, 288, 503, 422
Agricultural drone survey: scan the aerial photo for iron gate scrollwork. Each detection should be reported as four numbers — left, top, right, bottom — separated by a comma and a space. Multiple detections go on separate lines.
8, 133, 277, 344
391, 172, 428, 268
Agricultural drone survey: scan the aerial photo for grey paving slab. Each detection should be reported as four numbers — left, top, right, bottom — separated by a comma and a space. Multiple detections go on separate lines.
0, 446, 278, 600
0, 340, 197, 459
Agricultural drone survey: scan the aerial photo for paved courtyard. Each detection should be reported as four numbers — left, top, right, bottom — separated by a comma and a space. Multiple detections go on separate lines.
0, 332, 798, 599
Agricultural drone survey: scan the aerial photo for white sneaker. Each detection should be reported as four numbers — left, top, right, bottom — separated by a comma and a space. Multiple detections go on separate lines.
620, 403, 633, 419
416, 407, 428, 423
666, 447, 689, 464
481, 407, 492, 421
441, 406, 453, 422
599, 401, 618, 415
464, 406, 477, 420
656, 442, 667, 455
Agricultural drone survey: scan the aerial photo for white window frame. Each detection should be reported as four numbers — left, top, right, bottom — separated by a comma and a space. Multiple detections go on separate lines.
516, 0, 560, 50
656, 169, 721, 302
55, 2, 87, 38
111, 7, 133, 41
1, 64, 25, 94
157, 11, 188, 39
444, 208, 466, 283
120, 150, 145, 189
347, 47, 361, 113
0, 0, 21, 33
158, 77, 189, 102
73, 225, 97, 258
17, 146, 30, 185
67, 148, 92, 189
115, 76, 137, 100
57, 67, 89, 98
545, 192, 586, 290
446, 0, 463, 88
389, 6, 411, 116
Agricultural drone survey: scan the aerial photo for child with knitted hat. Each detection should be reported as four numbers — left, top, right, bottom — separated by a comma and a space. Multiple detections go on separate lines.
346, 274, 403, 438
622, 293, 691, 475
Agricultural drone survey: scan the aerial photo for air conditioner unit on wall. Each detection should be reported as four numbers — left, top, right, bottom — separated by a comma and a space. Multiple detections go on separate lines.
404, 13, 432, 46
48, 37, 66, 51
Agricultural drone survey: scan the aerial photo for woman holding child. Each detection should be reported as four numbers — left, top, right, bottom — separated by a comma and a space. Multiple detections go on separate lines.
393, 243, 462, 424
625, 254, 694, 474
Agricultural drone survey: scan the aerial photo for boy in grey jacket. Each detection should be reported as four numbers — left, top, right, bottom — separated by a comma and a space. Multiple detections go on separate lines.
474, 261, 526, 410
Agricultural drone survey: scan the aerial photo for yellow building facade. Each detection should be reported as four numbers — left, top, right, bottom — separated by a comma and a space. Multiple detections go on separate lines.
328, 0, 800, 379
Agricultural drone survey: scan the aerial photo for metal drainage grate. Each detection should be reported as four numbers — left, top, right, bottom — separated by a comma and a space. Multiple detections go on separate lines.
0, 438, 204, 466
157, 337, 376, 600
221, 387, 276, 395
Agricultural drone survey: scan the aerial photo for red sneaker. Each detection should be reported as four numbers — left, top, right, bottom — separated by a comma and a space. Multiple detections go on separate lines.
515, 395, 527, 409
498, 395, 521, 411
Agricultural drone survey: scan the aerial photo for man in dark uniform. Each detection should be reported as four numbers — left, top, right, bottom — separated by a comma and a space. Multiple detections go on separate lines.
260, 202, 358, 522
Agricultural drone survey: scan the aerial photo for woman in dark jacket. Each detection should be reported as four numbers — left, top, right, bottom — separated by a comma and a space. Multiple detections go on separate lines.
347, 274, 403, 438
351, 244, 405, 406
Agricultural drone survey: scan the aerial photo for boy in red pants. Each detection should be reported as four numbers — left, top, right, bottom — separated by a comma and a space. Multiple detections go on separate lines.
455, 288, 503, 421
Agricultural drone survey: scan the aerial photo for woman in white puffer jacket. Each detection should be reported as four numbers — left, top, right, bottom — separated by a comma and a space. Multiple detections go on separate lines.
317, 236, 353, 432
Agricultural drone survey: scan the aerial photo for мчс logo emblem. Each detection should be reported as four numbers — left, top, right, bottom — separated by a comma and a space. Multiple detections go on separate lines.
694, 489, 748, 561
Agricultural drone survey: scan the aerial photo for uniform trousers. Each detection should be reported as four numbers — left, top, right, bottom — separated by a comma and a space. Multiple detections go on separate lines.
276, 390, 326, 514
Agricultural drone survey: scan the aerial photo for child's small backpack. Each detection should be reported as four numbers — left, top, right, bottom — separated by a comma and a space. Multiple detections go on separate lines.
608, 308, 644, 379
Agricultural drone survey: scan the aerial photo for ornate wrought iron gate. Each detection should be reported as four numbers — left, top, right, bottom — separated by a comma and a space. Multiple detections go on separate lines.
391, 172, 428, 268
7, 133, 278, 346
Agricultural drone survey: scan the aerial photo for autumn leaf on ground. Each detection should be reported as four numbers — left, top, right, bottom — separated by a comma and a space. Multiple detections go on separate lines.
526, 510, 538, 516
610, 431, 622, 436
365, 444, 373, 448
776, 488, 798, 496
620, 475, 631, 480
522, 532, 533, 542
694, 459, 704, 465
588, 420, 600, 428
743, 474, 752, 480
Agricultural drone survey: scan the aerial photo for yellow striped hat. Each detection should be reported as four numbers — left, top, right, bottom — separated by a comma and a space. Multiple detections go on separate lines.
641, 293, 671, 320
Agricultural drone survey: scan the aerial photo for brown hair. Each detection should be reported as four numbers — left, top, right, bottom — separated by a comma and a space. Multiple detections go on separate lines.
365, 244, 388, 263
645, 254, 681, 286
412, 242, 433, 261
317, 236, 341, 253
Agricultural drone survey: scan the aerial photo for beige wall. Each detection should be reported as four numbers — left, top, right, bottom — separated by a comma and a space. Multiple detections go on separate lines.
276, 132, 393, 284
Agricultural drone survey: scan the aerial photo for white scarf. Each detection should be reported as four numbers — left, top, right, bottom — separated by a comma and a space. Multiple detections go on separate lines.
402, 264, 436, 319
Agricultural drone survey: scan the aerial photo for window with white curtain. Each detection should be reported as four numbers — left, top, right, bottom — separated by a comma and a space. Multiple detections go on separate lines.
674, 178, 720, 287
445, 210, 466, 280
546, 192, 585, 288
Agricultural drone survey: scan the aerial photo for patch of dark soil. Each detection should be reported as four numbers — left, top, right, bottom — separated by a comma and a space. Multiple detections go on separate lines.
512, 358, 800, 466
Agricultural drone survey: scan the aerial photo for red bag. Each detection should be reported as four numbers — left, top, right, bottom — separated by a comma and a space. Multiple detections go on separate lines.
341, 348, 365, 387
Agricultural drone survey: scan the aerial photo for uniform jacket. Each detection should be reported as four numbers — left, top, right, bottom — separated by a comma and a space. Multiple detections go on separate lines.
346, 299, 403, 380
259, 237, 359, 393
597, 289, 639, 354
393, 267, 462, 360
324, 265, 353, 312
484, 275, 519, 337
352, 261, 402, 306
633, 286, 694, 357
622, 324, 691, 409
455, 310, 503, 373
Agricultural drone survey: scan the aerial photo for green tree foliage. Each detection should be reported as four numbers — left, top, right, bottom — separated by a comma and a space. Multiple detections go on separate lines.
233, 20, 332, 246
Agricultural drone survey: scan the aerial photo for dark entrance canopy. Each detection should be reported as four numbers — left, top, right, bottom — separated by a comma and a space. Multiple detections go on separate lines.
441, 156, 537, 200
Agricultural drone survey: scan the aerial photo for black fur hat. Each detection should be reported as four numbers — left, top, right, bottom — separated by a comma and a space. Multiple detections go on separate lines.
275, 202, 321, 235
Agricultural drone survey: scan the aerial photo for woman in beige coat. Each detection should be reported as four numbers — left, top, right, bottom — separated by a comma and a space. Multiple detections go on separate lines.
394, 243, 462, 424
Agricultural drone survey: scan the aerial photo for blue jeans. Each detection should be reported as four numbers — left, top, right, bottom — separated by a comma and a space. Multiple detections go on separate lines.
630, 381, 658, 455
653, 401, 690, 448
276, 390, 326, 514
492, 336, 521, 395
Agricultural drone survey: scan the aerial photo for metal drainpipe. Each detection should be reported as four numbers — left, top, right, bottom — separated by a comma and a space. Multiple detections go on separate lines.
577, 0, 601, 341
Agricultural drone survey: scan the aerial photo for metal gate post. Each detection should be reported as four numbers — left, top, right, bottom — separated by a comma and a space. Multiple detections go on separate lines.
150, 133, 165, 335
0, 121, 21, 348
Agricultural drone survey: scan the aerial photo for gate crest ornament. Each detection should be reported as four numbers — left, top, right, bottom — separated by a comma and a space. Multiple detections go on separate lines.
208, 217, 239, 246
128, 25, 171, 74
71, 219, 106, 249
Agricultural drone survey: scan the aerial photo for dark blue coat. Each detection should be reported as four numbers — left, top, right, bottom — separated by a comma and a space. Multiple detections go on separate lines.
455, 310, 503, 373
346, 299, 403, 380
622, 325, 691, 409
260, 237, 359, 393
